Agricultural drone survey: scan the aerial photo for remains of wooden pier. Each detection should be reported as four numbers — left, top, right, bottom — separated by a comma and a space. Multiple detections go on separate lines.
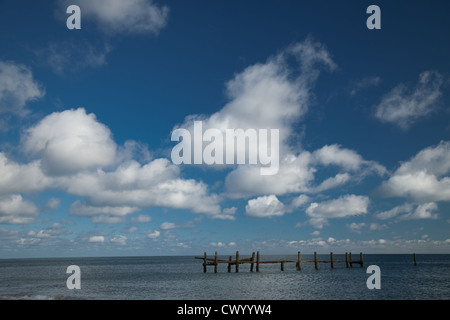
195, 251, 364, 273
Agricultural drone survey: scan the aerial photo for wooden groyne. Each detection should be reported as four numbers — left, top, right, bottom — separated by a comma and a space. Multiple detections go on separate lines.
195, 251, 364, 273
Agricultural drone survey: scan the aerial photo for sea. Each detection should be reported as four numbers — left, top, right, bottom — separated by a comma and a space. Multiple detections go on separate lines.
0, 254, 449, 300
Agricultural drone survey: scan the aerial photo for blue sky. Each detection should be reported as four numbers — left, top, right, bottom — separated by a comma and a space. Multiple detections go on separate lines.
1, 0, 450, 258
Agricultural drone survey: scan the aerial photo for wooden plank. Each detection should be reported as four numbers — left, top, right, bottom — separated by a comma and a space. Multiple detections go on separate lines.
214, 251, 218, 273
256, 251, 260, 272
250, 252, 255, 272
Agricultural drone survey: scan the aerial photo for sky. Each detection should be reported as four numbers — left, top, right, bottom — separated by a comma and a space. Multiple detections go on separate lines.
0, 0, 450, 258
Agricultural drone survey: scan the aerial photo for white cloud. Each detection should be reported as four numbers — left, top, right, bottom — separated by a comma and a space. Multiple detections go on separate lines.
0, 194, 38, 224
147, 230, 160, 239
175, 38, 336, 193
305, 195, 370, 228
313, 144, 386, 175
210, 241, 236, 248
171, 38, 384, 199
291, 194, 311, 208
376, 203, 413, 220
347, 222, 366, 234
0, 107, 224, 221
313, 173, 350, 192
398, 202, 439, 221
59, 157, 223, 218
0, 153, 51, 195
245, 195, 286, 218
23, 108, 117, 176
0, 60, 44, 117
68, 0, 169, 35
376, 202, 439, 221
374, 71, 443, 130
88, 235, 105, 243
110, 235, 127, 245
327, 237, 336, 243
369, 222, 387, 231
222, 207, 237, 215
160, 222, 176, 230
379, 141, 450, 202
225, 144, 385, 198
225, 153, 315, 198
45, 198, 61, 210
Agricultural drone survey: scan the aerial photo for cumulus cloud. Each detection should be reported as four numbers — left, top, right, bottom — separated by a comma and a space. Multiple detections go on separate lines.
110, 235, 127, 245
88, 235, 105, 243
0, 194, 39, 224
374, 71, 444, 130
69, 200, 140, 224
0, 153, 51, 195
225, 144, 385, 198
147, 230, 160, 239
0, 60, 44, 116
62, 0, 169, 35
0, 107, 225, 223
379, 141, 450, 202
398, 202, 438, 220
225, 153, 315, 198
245, 195, 286, 218
376, 202, 438, 221
305, 194, 370, 228
60, 158, 223, 219
160, 222, 176, 230
291, 194, 311, 208
170, 38, 384, 199
174, 38, 335, 187
23, 108, 117, 176
313, 144, 386, 175
347, 222, 366, 234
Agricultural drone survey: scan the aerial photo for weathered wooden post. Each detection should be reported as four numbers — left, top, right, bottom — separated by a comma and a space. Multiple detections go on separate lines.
360, 252, 364, 267
236, 251, 239, 273
349, 252, 353, 267
214, 251, 218, 273
256, 251, 260, 272
203, 252, 207, 273
314, 251, 318, 270
250, 252, 255, 272
330, 252, 334, 269
345, 252, 349, 268
280, 262, 285, 271
228, 256, 232, 272
297, 251, 302, 271
413, 253, 417, 266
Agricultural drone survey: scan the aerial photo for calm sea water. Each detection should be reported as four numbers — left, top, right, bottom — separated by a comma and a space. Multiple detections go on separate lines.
0, 254, 448, 300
